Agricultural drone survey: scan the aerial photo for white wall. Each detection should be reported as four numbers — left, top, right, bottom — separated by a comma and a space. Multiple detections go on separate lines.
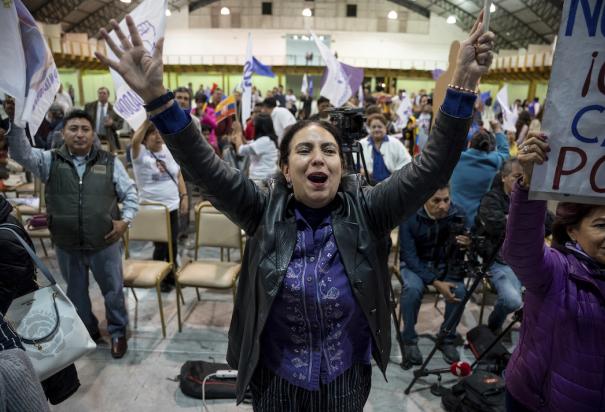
163, 14, 467, 70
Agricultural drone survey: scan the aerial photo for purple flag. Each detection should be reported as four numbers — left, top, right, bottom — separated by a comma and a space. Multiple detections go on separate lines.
320, 62, 364, 106
432, 69, 444, 81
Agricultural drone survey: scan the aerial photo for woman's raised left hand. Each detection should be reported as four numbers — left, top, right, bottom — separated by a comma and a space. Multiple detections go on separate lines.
518, 132, 550, 188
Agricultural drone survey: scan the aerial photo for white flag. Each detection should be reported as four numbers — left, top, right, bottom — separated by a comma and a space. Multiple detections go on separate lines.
496, 85, 517, 132
0, 0, 61, 135
395, 93, 412, 129
241, 33, 253, 123
358, 84, 364, 108
310, 32, 352, 108
108, 0, 167, 130
301, 74, 308, 95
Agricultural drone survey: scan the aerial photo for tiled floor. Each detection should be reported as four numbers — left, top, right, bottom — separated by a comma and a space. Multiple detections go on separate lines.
36, 238, 517, 412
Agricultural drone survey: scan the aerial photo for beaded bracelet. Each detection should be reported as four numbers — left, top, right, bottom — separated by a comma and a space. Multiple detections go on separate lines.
447, 83, 478, 95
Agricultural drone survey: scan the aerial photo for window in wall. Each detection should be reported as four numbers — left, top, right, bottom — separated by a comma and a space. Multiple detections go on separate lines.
262, 2, 272, 15
346, 4, 357, 17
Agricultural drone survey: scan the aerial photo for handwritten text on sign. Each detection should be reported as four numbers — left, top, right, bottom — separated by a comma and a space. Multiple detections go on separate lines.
531, 0, 605, 203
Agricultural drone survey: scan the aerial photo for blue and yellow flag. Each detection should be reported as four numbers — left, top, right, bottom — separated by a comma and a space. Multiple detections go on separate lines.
215, 95, 237, 123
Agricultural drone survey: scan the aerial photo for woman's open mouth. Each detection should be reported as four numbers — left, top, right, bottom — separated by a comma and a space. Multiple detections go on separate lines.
307, 172, 328, 187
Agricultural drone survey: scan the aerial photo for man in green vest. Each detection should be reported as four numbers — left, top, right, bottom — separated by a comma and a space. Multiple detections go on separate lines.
7, 109, 138, 359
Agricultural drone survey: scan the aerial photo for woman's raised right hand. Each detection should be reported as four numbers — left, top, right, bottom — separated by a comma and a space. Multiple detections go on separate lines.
95, 15, 166, 104
518, 132, 550, 187
451, 10, 496, 92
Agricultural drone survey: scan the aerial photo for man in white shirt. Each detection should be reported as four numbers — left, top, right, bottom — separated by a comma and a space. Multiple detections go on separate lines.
261, 97, 296, 145
54, 84, 73, 113
84, 87, 123, 152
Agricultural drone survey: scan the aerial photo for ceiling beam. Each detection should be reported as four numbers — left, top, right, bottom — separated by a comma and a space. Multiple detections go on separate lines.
387, 0, 431, 18
68, 1, 141, 36
517, 0, 563, 36
464, 0, 551, 46
188, 0, 220, 13
32, 0, 85, 24
424, 0, 517, 50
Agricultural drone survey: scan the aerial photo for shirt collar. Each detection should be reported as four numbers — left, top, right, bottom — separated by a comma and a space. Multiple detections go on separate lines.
368, 135, 389, 148
68, 149, 92, 161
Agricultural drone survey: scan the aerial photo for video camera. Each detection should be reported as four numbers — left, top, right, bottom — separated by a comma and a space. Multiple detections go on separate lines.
328, 107, 365, 144
444, 216, 490, 277
328, 107, 367, 176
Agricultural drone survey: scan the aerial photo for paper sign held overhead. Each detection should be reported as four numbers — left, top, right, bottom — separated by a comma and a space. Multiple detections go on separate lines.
107, 0, 167, 131
530, 0, 605, 204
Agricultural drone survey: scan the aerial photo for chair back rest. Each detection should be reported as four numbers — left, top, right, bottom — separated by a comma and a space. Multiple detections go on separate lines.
128, 203, 171, 243
39, 183, 46, 210
196, 202, 241, 250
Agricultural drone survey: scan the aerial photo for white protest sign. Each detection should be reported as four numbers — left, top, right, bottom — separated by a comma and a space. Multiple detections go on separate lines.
530, 0, 605, 204
107, 0, 167, 131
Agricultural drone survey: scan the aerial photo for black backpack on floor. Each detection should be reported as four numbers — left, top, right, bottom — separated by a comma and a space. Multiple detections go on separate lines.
441, 370, 506, 412
466, 325, 511, 375
179, 360, 238, 399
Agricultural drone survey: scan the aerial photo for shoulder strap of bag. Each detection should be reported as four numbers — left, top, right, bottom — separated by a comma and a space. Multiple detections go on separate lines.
0, 224, 57, 285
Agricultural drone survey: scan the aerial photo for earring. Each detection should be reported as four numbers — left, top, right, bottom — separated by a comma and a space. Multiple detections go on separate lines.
286, 178, 292, 189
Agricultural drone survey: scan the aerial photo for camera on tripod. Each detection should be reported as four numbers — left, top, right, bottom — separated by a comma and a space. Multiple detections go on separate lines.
328, 107, 370, 178
444, 216, 488, 277
328, 107, 365, 144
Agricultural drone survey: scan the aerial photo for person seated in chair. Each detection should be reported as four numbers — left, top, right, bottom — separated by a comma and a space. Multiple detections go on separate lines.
475, 159, 524, 334
399, 185, 470, 365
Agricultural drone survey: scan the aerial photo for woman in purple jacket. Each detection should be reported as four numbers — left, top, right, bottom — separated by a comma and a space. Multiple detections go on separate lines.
502, 132, 605, 412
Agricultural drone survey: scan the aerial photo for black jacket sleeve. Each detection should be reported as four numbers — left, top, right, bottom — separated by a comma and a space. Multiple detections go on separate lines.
364, 109, 471, 234
161, 122, 267, 236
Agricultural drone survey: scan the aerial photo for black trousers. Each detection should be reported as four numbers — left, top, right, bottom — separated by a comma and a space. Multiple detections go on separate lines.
250, 363, 372, 412
153, 209, 179, 282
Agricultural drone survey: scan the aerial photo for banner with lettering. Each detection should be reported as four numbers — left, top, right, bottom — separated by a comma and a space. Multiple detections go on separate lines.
530, 0, 605, 204
0, 0, 60, 135
107, 0, 167, 131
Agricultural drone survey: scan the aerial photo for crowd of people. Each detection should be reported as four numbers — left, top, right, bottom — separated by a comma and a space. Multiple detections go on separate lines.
0, 9, 603, 412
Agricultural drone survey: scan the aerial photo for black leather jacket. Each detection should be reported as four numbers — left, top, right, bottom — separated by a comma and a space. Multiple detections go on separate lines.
161, 109, 471, 403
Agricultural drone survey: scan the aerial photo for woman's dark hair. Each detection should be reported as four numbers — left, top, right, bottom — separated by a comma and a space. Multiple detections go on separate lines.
365, 104, 382, 116
195, 93, 208, 104
253, 113, 278, 147
515, 110, 532, 139
367, 113, 387, 127
551, 202, 600, 249
469, 130, 495, 152
278, 120, 343, 169
142, 122, 159, 144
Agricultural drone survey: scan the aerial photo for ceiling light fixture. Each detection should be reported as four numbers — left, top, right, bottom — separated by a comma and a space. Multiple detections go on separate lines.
220, 7, 230, 15
446, 15, 456, 24
490, 4, 496, 12
120, 0, 131, 3
387, 10, 398, 20
165, 8, 171, 16
302, 8, 312, 17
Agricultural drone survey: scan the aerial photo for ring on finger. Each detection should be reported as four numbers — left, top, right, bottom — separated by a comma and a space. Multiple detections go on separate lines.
521, 145, 529, 153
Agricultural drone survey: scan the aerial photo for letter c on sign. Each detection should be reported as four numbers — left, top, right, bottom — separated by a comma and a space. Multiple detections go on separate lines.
571, 105, 605, 145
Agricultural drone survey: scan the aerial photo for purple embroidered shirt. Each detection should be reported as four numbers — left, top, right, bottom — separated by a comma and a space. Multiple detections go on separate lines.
260, 204, 373, 391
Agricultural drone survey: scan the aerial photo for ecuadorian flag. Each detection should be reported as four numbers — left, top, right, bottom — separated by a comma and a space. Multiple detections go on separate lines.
215, 95, 237, 123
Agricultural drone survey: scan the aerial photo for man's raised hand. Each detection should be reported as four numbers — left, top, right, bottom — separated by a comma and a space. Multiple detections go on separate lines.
94, 15, 166, 103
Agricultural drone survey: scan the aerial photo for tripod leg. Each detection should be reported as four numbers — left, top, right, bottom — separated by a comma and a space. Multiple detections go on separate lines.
471, 313, 521, 369
405, 272, 486, 395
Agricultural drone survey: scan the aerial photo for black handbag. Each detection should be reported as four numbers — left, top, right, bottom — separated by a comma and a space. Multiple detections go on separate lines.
179, 360, 237, 400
